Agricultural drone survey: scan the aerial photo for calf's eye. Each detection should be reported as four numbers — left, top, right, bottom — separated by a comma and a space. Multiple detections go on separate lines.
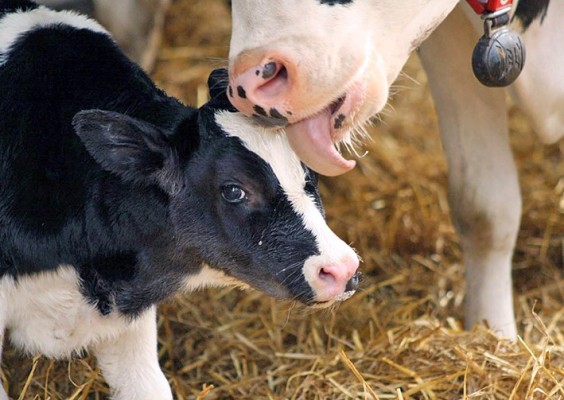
221, 184, 246, 203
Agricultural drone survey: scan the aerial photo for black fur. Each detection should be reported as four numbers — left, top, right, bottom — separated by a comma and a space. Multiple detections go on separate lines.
514, 0, 550, 30
0, 1, 321, 317
0, 0, 38, 15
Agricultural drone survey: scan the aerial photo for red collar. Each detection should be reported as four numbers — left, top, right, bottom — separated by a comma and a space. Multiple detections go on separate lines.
466, 0, 513, 14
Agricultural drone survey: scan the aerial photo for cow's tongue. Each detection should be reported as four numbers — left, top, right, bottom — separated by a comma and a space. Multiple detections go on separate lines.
285, 108, 355, 176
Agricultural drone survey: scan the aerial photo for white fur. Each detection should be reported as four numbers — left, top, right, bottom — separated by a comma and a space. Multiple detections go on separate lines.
0, 5, 108, 65
0, 266, 130, 358
92, 306, 172, 400
215, 112, 359, 302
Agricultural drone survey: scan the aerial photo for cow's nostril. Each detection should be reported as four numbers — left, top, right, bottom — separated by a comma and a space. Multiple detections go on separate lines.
262, 61, 277, 79
278, 66, 288, 80
330, 95, 346, 115
256, 64, 289, 98
345, 272, 360, 292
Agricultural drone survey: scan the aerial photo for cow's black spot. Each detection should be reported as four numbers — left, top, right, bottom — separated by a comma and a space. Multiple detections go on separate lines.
334, 114, 345, 129
253, 105, 268, 116
513, 0, 550, 30
237, 85, 246, 98
255, 70, 260, 76
228, 85, 233, 98
319, 0, 353, 6
269, 108, 287, 123
287, 111, 292, 115
252, 114, 287, 127
262, 62, 277, 79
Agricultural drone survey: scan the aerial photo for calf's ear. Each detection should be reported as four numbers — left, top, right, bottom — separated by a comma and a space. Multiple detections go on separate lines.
73, 109, 181, 194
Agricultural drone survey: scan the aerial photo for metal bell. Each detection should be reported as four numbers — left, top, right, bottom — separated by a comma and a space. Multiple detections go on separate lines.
472, 17, 526, 87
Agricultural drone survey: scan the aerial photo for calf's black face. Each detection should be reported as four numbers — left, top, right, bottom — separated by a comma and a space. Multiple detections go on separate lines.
73, 77, 359, 307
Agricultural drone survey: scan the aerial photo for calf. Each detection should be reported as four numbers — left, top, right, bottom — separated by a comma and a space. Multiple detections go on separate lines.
0, 1, 359, 399
227, 0, 563, 338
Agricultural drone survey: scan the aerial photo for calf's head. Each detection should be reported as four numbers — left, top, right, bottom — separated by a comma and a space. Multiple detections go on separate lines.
228, 0, 459, 175
72, 69, 359, 307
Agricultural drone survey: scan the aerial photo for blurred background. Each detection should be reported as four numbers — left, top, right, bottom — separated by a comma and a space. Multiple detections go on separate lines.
7, 0, 563, 398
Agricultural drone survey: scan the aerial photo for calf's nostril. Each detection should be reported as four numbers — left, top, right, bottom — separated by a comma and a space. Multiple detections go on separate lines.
345, 272, 360, 292
319, 267, 335, 283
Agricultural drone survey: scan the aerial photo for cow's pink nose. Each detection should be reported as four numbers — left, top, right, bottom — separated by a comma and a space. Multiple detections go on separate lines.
228, 53, 298, 126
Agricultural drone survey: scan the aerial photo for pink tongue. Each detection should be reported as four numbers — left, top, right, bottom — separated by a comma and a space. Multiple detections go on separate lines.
285, 109, 355, 176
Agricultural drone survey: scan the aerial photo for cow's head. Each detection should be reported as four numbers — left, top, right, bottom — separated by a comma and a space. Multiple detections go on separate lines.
72, 69, 360, 307
228, 0, 459, 175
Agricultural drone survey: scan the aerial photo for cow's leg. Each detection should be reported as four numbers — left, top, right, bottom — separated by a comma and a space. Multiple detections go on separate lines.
418, 5, 520, 339
509, 1, 564, 145
92, 306, 172, 400
92, 0, 170, 71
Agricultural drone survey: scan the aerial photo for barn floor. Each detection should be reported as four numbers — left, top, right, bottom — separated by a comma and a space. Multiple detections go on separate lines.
4, 1, 563, 399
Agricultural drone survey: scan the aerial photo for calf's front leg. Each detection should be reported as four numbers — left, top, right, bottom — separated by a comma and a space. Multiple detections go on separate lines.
92, 306, 172, 400
419, 5, 521, 339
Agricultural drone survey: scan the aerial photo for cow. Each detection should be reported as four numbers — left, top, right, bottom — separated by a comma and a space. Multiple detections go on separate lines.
0, 1, 359, 399
226, 0, 563, 339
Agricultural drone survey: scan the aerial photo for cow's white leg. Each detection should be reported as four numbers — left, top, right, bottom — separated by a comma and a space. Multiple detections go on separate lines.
92, 306, 172, 400
509, 1, 564, 145
92, 0, 170, 71
419, 5, 520, 339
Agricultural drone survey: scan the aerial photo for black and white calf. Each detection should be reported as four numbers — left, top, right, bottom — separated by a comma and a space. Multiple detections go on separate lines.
0, 1, 359, 399
226, 0, 563, 338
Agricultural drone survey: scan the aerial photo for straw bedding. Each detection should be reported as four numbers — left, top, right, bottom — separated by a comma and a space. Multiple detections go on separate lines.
4, 0, 562, 398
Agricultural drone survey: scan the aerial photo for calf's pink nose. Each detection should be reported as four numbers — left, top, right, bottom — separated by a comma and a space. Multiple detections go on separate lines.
313, 253, 360, 303
319, 260, 359, 290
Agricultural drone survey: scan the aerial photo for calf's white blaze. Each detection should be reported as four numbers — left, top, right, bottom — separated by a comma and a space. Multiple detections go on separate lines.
0, 5, 108, 65
215, 112, 359, 301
